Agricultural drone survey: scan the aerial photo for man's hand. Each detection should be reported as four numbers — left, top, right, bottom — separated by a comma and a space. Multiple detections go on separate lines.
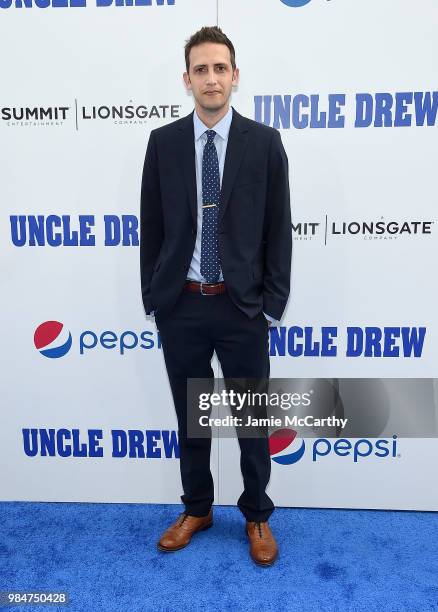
263, 312, 278, 327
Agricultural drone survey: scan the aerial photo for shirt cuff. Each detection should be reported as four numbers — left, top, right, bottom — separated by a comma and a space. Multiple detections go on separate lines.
263, 311, 279, 326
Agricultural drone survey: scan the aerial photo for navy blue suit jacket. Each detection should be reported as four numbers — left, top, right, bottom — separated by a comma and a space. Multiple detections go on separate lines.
140, 106, 292, 321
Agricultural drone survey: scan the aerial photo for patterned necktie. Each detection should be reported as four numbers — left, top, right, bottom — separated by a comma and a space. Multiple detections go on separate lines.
200, 129, 221, 283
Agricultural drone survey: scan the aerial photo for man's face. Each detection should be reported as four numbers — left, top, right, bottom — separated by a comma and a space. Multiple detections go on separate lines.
183, 42, 239, 112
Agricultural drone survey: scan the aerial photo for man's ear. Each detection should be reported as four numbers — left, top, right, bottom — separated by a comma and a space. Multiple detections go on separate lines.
232, 67, 239, 87
183, 71, 192, 90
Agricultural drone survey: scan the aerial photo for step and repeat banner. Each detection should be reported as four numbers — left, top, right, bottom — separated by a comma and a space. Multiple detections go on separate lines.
1, 0, 437, 510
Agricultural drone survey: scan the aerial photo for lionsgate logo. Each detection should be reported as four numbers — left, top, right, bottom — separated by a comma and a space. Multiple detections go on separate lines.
1, 101, 181, 128
330, 217, 435, 241
291, 217, 435, 243
80, 102, 181, 124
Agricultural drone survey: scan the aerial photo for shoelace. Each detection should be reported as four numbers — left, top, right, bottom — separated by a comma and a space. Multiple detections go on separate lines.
255, 522, 264, 538
176, 513, 189, 528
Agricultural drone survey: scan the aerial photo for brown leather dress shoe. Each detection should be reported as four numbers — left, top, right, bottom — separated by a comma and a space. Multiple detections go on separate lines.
157, 510, 213, 552
246, 521, 278, 566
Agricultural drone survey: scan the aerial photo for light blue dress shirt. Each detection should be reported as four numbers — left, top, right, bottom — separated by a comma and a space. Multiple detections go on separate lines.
187, 105, 232, 282
150, 104, 278, 325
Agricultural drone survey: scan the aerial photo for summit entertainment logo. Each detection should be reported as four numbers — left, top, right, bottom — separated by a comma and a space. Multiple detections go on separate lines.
2, 102, 179, 129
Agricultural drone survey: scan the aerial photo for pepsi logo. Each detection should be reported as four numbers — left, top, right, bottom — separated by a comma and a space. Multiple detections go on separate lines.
269, 428, 306, 464
34, 321, 72, 359
280, 0, 312, 7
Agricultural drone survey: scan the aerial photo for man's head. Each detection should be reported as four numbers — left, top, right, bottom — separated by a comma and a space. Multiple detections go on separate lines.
183, 26, 239, 114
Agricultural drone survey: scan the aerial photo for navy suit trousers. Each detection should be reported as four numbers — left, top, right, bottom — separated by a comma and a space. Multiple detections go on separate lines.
155, 288, 274, 522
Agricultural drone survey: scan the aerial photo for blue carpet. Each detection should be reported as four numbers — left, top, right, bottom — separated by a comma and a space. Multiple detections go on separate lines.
1, 502, 437, 611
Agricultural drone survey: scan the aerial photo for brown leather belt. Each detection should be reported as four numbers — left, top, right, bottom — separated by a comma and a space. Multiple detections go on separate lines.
184, 280, 226, 295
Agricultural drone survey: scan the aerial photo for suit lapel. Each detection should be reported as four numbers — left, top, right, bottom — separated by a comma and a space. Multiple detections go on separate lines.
218, 107, 249, 223
178, 110, 198, 227
177, 106, 249, 227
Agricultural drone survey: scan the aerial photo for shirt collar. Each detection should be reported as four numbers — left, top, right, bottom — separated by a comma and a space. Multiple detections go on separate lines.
193, 105, 233, 142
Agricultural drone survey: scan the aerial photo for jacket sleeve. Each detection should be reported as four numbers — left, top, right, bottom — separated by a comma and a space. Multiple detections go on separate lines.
263, 129, 292, 321
140, 129, 164, 315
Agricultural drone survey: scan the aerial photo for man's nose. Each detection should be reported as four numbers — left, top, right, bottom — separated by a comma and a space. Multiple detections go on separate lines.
206, 69, 217, 84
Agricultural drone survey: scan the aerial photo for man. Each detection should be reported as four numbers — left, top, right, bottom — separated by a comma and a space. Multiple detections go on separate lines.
140, 26, 292, 566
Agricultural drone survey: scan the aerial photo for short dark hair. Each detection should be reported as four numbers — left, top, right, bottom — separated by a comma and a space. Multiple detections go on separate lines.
184, 26, 236, 73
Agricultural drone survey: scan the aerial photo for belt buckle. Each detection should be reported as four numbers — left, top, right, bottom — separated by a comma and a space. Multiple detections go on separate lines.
200, 281, 210, 296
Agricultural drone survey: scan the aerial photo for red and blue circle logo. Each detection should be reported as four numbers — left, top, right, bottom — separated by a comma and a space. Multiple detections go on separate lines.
269, 428, 306, 464
34, 321, 72, 359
